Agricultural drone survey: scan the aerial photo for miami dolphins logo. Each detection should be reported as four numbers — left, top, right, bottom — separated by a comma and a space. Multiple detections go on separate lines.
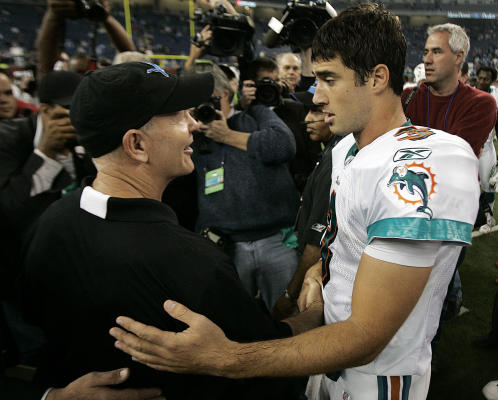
387, 162, 437, 219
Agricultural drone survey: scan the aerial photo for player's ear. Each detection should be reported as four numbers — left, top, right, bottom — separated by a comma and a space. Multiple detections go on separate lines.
370, 64, 389, 93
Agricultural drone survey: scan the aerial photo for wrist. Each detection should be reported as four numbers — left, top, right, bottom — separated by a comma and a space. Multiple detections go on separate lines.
37, 145, 57, 160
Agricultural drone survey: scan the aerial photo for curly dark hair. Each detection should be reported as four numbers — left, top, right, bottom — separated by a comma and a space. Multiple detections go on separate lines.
477, 66, 497, 83
312, 2, 406, 96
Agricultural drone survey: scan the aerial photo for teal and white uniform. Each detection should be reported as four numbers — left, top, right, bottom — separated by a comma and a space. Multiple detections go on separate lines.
310, 125, 479, 400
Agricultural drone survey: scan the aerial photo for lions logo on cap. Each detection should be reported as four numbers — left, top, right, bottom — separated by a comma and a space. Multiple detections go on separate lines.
387, 162, 437, 220
143, 62, 169, 77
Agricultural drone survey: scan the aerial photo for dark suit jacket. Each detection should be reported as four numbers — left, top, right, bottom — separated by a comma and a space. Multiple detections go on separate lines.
0, 114, 95, 299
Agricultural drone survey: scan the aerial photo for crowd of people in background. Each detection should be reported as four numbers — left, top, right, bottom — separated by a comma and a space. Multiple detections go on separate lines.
0, 0, 497, 399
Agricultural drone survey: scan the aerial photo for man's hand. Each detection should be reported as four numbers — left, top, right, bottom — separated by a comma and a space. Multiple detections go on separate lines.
191, 25, 212, 59
47, 0, 78, 19
46, 368, 164, 400
297, 262, 322, 312
39, 106, 77, 159
239, 80, 256, 110
199, 110, 232, 143
110, 301, 238, 376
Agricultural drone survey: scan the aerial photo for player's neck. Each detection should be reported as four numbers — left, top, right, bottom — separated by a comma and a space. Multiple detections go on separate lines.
429, 75, 459, 96
92, 168, 166, 201
355, 96, 407, 150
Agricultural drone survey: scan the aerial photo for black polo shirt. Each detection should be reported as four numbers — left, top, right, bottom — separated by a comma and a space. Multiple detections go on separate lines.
295, 139, 339, 254
22, 186, 295, 399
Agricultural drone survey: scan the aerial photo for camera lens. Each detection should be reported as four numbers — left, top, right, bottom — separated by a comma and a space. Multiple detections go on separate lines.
194, 103, 217, 124
288, 18, 318, 48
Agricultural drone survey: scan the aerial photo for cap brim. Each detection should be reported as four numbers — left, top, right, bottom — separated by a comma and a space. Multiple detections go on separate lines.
158, 72, 214, 114
52, 95, 74, 108
293, 91, 314, 108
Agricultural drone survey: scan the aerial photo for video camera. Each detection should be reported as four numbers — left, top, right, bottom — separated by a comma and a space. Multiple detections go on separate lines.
263, 0, 336, 50
193, 5, 255, 57
74, 0, 108, 22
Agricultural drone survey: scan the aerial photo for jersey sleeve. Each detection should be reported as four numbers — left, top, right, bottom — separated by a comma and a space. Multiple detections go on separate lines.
363, 130, 479, 245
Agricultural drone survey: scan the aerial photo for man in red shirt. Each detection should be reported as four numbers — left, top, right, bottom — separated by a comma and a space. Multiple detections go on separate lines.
402, 23, 496, 157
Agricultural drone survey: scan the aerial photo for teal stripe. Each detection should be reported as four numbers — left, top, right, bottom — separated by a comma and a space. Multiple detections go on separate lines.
377, 376, 388, 400
367, 217, 473, 244
402, 376, 411, 400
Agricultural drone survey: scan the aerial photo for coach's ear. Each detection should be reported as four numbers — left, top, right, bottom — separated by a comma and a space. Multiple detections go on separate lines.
370, 64, 390, 93
122, 129, 149, 163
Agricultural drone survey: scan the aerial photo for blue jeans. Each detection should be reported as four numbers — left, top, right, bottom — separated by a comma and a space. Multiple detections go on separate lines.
232, 232, 298, 312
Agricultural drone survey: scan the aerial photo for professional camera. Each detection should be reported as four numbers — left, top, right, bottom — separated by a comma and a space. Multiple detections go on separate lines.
74, 0, 108, 22
254, 78, 284, 107
193, 95, 221, 124
263, 0, 336, 50
193, 5, 255, 57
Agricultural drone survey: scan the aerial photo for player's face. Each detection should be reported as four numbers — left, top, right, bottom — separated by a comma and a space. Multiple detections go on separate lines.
305, 109, 333, 142
423, 32, 462, 87
312, 57, 371, 137
0, 76, 17, 119
144, 110, 199, 182
477, 71, 493, 92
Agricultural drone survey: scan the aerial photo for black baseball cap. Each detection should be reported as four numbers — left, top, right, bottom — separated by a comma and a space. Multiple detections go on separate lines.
294, 81, 319, 113
38, 70, 83, 107
70, 62, 214, 158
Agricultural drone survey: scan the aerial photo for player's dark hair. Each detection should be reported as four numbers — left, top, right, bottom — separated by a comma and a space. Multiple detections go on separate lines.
312, 2, 406, 96
477, 65, 497, 82
245, 57, 278, 81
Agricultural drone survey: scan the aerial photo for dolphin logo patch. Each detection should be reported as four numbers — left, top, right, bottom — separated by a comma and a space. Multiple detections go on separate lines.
388, 162, 437, 219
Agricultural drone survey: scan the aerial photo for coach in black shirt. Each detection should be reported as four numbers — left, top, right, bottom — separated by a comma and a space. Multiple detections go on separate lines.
21, 62, 322, 399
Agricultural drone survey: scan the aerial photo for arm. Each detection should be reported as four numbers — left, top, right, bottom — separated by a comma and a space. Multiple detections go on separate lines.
36, 2, 71, 79
101, 15, 136, 53
300, 47, 313, 78
198, 0, 238, 15
454, 95, 496, 157
246, 105, 296, 164
110, 253, 431, 378
184, 26, 211, 71
45, 368, 163, 400
200, 111, 250, 151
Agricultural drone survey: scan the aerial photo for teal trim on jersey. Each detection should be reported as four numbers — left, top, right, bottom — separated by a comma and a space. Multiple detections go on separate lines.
344, 142, 359, 163
402, 376, 412, 400
377, 376, 387, 400
367, 217, 473, 244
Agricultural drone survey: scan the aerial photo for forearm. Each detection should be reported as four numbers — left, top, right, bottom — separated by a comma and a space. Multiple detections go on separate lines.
101, 15, 135, 52
300, 47, 313, 77
218, 130, 250, 150
222, 319, 378, 379
36, 10, 64, 78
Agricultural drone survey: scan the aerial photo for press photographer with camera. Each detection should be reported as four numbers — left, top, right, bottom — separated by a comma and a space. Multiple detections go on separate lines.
188, 62, 301, 314
37, 0, 135, 78
240, 56, 322, 193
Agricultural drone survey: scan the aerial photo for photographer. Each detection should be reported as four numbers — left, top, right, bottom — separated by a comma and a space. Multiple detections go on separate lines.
190, 63, 300, 313
0, 71, 96, 372
37, 0, 135, 78
240, 56, 322, 192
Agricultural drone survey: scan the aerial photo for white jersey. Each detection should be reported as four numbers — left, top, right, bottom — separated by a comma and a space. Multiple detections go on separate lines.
322, 125, 479, 377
